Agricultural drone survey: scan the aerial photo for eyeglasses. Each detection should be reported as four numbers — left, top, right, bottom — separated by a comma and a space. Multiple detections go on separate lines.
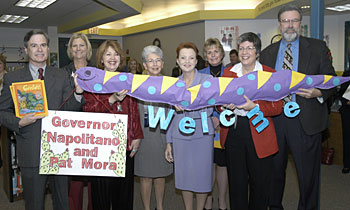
238, 46, 256, 52
146, 58, 162, 64
280, 18, 301, 24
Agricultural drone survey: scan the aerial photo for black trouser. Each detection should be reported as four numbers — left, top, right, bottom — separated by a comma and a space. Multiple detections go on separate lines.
225, 116, 272, 210
340, 108, 350, 168
90, 151, 134, 210
269, 114, 321, 210
21, 167, 69, 210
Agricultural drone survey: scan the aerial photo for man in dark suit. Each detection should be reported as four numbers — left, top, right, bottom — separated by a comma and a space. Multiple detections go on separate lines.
0, 30, 83, 210
260, 5, 336, 210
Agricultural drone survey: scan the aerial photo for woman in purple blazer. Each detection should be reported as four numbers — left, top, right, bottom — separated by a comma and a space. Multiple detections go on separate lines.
165, 42, 214, 210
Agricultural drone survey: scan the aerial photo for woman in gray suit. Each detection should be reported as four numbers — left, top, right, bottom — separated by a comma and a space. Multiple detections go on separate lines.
134, 45, 173, 210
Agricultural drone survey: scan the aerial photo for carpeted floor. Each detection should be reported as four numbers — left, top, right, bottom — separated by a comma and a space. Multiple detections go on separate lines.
0, 156, 349, 210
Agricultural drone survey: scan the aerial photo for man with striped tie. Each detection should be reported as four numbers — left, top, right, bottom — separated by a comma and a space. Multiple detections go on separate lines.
0, 30, 84, 210
260, 5, 336, 210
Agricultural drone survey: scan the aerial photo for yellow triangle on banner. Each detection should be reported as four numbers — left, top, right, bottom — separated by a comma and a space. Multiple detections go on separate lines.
257, 71, 273, 89
187, 84, 201, 104
218, 77, 233, 96
323, 75, 333, 84
290, 71, 306, 89
103, 71, 119, 84
131, 75, 150, 93
161, 76, 179, 94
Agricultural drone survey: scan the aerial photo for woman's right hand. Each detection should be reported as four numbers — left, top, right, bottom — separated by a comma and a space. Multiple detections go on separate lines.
165, 143, 174, 163
174, 105, 184, 112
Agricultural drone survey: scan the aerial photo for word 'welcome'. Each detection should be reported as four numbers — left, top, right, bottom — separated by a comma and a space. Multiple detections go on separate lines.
150, 102, 300, 134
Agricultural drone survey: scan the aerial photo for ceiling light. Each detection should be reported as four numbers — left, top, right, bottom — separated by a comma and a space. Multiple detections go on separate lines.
0, 14, 29, 23
301, 5, 310, 9
326, 4, 350, 12
15, 0, 56, 9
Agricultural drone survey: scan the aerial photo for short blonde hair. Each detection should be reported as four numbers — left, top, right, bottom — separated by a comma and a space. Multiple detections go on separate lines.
203, 38, 225, 60
67, 33, 92, 61
96, 40, 125, 70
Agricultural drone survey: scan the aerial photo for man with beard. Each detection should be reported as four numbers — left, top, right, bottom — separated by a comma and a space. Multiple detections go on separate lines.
260, 5, 336, 210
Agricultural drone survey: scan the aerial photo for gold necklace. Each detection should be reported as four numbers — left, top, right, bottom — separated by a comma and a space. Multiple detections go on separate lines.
210, 69, 221, 77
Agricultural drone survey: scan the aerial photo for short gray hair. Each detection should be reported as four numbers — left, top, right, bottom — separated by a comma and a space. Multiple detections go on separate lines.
142, 45, 163, 62
278, 4, 303, 22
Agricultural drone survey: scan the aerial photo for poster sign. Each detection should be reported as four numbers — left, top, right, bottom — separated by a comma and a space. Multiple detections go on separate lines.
220, 26, 239, 51
39, 110, 128, 177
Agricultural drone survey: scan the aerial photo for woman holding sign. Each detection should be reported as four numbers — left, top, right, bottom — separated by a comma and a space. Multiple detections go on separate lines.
63, 32, 93, 210
134, 45, 173, 210
83, 40, 143, 210
165, 42, 214, 210
221, 32, 283, 210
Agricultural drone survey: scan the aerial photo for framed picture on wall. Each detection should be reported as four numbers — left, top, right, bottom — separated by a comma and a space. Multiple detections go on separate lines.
49, 52, 58, 67
220, 26, 239, 51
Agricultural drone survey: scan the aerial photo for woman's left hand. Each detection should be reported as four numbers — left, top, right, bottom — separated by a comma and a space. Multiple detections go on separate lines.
74, 74, 84, 94
236, 95, 256, 111
129, 139, 141, 157
114, 89, 129, 102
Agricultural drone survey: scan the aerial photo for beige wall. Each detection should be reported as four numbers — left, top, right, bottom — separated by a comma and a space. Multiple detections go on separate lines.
123, 21, 205, 76
205, 14, 350, 72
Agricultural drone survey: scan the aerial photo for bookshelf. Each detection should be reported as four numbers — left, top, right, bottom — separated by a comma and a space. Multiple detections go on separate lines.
1, 126, 23, 202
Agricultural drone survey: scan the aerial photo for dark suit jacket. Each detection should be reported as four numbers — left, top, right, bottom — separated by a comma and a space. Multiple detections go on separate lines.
338, 71, 350, 113
260, 36, 336, 135
0, 64, 83, 167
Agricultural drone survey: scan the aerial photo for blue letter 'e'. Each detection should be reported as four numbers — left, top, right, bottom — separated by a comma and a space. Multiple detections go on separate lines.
179, 117, 195, 134
284, 102, 300, 118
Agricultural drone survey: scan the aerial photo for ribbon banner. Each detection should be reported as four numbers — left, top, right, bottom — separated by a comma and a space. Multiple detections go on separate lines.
76, 67, 350, 110
39, 110, 128, 177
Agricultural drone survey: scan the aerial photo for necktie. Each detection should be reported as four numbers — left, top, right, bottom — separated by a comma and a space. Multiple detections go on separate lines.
282, 44, 293, 102
282, 44, 293, 70
38, 68, 44, 80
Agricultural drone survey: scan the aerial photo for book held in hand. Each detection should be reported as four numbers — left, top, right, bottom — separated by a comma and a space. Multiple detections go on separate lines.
10, 79, 48, 118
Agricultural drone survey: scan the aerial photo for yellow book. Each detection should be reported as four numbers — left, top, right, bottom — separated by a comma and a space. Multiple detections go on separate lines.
10, 80, 48, 118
